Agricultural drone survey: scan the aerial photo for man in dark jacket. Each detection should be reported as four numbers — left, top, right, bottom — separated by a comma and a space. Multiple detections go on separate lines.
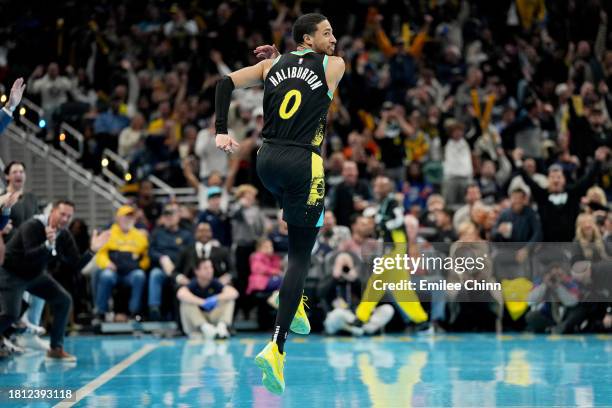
0, 200, 109, 362
148, 203, 194, 320
520, 146, 609, 242
492, 187, 542, 277
175, 222, 233, 286
331, 161, 371, 227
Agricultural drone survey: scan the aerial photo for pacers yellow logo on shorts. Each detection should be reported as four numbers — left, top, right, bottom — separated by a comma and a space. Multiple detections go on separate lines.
307, 153, 324, 206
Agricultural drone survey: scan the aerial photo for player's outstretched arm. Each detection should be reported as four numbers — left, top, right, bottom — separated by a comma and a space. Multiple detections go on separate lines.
215, 59, 272, 153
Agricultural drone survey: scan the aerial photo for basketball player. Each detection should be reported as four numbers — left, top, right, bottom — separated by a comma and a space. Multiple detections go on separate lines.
214, 13, 344, 394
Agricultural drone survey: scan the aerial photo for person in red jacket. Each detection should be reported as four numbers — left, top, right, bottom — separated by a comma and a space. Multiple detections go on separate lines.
247, 238, 282, 307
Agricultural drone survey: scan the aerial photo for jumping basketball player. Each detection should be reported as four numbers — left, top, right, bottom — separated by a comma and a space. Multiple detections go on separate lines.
214, 13, 344, 394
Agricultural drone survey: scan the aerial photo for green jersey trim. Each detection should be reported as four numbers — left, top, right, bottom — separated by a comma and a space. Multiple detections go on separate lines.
291, 48, 315, 56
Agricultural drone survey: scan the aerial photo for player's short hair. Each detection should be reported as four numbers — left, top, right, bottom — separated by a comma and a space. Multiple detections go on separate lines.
292, 13, 328, 44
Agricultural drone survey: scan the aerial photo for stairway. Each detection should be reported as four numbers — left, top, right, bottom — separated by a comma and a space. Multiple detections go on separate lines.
0, 124, 127, 229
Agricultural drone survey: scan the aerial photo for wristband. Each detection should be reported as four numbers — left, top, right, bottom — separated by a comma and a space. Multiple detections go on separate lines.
214, 76, 235, 134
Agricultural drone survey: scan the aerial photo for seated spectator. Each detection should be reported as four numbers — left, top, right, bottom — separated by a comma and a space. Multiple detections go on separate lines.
401, 161, 432, 215
330, 161, 372, 227
563, 260, 612, 333
319, 251, 394, 336
175, 222, 234, 287
526, 263, 579, 333
197, 184, 232, 247
404, 214, 446, 332
118, 113, 146, 159
94, 206, 150, 322
492, 187, 542, 277
447, 227, 502, 332
177, 259, 238, 339
476, 158, 511, 205
371, 175, 405, 242
572, 213, 609, 263
430, 208, 457, 254
230, 184, 269, 305
313, 211, 351, 257
453, 184, 482, 231
419, 194, 445, 228
148, 203, 194, 320
247, 238, 282, 307
135, 180, 162, 231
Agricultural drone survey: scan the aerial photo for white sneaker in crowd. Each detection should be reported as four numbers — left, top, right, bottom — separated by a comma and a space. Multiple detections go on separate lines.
15, 334, 50, 351
216, 322, 230, 339
3, 337, 25, 354
20, 318, 46, 336
200, 322, 217, 340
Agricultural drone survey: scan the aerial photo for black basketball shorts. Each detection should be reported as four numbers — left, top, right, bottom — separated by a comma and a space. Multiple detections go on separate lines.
256, 142, 325, 228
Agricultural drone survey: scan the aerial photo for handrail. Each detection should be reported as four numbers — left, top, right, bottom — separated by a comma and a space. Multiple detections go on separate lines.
59, 122, 84, 159
21, 98, 44, 117
148, 175, 175, 196
5, 124, 128, 206
101, 148, 129, 187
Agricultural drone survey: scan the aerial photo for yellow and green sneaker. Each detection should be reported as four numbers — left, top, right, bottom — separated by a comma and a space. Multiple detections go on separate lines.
275, 294, 311, 335
290, 295, 311, 334
254, 341, 286, 395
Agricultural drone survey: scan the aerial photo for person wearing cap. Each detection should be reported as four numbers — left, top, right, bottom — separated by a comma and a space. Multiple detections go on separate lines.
147, 203, 194, 321
197, 185, 232, 247
519, 146, 610, 242
94, 205, 150, 322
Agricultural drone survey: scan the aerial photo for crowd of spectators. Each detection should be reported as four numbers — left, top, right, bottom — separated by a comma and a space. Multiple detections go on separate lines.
1, 0, 612, 355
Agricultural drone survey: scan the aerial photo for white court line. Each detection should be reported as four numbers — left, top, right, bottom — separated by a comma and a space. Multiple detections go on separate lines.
54, 343, 159, 408
243, 340, 255, 357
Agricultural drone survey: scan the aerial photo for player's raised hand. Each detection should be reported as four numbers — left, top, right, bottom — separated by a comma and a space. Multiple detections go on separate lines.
216, 133, 240, 154
254, 44, 279, 60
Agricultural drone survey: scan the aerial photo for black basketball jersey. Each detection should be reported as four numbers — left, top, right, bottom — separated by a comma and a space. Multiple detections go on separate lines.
262, 50, 333, 150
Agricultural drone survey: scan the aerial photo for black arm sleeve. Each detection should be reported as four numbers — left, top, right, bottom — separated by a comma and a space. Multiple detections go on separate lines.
214, 76, 235, 134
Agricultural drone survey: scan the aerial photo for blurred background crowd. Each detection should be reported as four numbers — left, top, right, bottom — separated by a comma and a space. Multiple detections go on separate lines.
1, 0, 612, 352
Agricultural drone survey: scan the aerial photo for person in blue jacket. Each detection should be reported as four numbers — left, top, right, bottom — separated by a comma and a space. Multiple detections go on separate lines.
0, 78, 26, 134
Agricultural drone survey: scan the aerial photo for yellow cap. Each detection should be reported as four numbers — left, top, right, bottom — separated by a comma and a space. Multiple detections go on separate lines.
116, 205, 136, 217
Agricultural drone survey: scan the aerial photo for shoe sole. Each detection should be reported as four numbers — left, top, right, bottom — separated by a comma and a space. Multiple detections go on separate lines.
290, 317, 311, 335
254, 354, 284, 395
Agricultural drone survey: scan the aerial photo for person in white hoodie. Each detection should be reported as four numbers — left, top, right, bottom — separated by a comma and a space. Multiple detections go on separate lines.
442, 119, 473, 206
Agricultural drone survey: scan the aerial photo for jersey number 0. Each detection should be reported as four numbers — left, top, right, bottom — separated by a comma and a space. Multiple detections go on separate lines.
279, 89, 302, 119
